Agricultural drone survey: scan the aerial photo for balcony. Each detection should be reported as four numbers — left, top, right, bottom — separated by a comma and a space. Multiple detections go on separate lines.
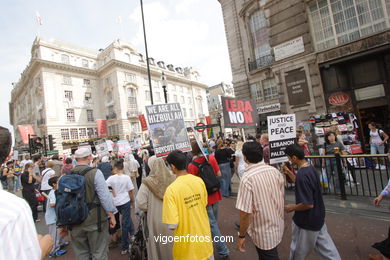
106, 112, 117, 120
37, 118, 45, 125
127, 109, 140, 118
248, 54, 274, 72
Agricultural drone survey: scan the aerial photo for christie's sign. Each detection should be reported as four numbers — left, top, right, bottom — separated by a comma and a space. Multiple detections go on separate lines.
221, 97, 257, 128
329, 92, 349, 106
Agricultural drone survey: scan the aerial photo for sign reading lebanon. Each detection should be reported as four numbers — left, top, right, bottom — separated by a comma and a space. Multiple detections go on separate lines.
221, 97, 257, 128
145, 103, 191, 157
267, 114, 296, 164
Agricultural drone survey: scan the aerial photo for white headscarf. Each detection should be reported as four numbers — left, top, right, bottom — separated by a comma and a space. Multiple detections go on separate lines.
124, 153, 140, 176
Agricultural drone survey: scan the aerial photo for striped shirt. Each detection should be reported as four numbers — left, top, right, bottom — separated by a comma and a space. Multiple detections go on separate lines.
236, 162, 285, 250
0, 190, 41, 260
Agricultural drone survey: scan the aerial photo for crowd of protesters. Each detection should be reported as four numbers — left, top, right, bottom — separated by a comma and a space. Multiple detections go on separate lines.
1, 126, 390, 259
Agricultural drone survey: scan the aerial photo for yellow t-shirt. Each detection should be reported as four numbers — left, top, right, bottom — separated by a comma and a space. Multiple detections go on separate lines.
162, 174, 213, 260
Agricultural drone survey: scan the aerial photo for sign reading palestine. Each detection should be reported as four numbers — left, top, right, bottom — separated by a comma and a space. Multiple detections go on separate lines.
145, 103, 191, 157
221, 97, 257, 128
267, 114, 296, 164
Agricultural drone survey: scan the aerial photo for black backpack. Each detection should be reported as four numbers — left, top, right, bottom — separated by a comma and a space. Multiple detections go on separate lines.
191, 156, 220, 194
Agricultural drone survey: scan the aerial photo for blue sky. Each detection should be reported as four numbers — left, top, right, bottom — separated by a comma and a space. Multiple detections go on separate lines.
0, 0, 232, 133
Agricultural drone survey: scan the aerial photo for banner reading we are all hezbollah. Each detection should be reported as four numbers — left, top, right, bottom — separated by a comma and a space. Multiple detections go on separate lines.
145, 103, 191, 157
221, 97, 257, 128
267, 114, 296, 164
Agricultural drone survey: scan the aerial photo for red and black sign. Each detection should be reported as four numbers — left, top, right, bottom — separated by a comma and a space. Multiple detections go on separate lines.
329, 92, 349, 106
221, 97, 257, 129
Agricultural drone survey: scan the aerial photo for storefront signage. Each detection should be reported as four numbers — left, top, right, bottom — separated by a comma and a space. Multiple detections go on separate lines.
267, 114, 296, 164
221, 97, 257, 128
328, 92, 349, 106
274, 36, 305, 61
138, 114, 148, 131
285, 68, 310, 106
257, 103, 281, 114
97, 120, 108, 138
145, 103, 191, 157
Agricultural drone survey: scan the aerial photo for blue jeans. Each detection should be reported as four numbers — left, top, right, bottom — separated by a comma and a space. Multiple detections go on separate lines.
206, 202, 229, 257
117, 201, 135, 251
371, 143, 385, 154
218, 162, 231, 197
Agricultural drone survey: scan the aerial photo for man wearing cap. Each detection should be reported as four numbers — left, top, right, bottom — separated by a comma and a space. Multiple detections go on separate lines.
63, 147, 117, 260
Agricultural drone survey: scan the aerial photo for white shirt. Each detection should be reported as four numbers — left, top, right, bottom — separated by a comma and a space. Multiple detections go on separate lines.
106, 174, 134, 206
234, 150, 247, 179
20, 160, 33, 170
370, 129, 384, 144
40, 168, 55, 190
0, 190, 41, 260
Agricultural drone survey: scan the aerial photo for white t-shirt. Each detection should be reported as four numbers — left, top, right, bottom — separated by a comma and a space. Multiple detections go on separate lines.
40, 168, 55, 190
106, 174, 134, 206
235, 150, 247, 179
370, 129, 384, 144
0, 190, 41, 260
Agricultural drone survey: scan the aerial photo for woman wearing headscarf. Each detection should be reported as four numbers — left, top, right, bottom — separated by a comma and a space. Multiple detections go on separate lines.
124, 153, 140, 195
136, 156, 176, 260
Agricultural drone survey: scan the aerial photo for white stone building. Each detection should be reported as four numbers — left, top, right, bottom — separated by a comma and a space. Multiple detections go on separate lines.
9, 37, 209, 153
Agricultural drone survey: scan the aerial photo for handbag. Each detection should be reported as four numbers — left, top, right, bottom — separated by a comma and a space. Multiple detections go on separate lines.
36, 192, 45, 202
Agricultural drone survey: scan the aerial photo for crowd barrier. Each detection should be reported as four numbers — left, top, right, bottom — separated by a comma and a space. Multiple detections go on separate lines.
290, 151, 389, 200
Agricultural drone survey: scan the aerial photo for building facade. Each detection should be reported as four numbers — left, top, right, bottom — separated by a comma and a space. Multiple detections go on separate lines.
218, 0, 390, 145
10, 38, 209, 153
207, 82, 235, 136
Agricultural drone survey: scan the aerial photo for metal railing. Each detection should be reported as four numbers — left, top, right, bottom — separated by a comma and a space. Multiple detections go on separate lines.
248, 54, 274, 71
293, 153, 390, 200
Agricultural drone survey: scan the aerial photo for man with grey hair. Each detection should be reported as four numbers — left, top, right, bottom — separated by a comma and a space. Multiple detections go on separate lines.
61, 147, 117, 260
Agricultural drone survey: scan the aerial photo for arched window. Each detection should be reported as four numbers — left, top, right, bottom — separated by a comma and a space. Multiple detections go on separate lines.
249, 10, 271, 61
127, 88, 137, 111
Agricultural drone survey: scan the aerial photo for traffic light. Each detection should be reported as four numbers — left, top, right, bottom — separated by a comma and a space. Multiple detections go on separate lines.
48, 135, 56, 150
34, 137, 43, 149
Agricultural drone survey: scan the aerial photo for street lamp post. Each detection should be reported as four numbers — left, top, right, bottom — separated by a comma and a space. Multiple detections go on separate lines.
161, 72, 168, 104
140, 0, 154, 104
216, 112, 223, 138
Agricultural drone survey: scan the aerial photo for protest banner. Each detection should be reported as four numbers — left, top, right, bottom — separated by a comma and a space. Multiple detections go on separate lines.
145, 103, 191, 157
106, 140, 114, 152
94, 139, 109, 157
267, 114, 296, 164
221, 97, 257, 128
116, 140, 132, 156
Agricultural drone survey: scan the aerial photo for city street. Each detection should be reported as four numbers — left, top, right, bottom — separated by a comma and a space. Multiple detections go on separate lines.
32, 188, 390, 260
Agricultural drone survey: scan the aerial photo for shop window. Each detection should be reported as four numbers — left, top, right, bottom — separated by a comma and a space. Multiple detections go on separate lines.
87, 128, 94, 138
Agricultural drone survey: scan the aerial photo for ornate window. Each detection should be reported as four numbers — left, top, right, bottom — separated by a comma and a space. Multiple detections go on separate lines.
127, 88, 138, 110
70, 128, 78, 140
87, 110, 94, 122
249, 10, 272, 61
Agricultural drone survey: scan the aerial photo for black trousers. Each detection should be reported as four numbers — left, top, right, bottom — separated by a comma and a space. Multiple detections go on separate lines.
256, 246, 279, 260
22, 190, 38, 221
40, 189, 51, 212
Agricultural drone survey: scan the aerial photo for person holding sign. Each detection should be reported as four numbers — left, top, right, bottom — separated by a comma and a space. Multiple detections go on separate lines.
283, 144, 340, 260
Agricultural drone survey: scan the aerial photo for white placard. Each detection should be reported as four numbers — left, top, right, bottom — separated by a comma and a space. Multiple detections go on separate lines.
94, 139, 109, 156
273, 36, 304, 61
267, 114, 296, 164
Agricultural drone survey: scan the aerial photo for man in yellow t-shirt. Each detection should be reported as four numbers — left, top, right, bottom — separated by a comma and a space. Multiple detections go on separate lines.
163, 150, 214, 260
